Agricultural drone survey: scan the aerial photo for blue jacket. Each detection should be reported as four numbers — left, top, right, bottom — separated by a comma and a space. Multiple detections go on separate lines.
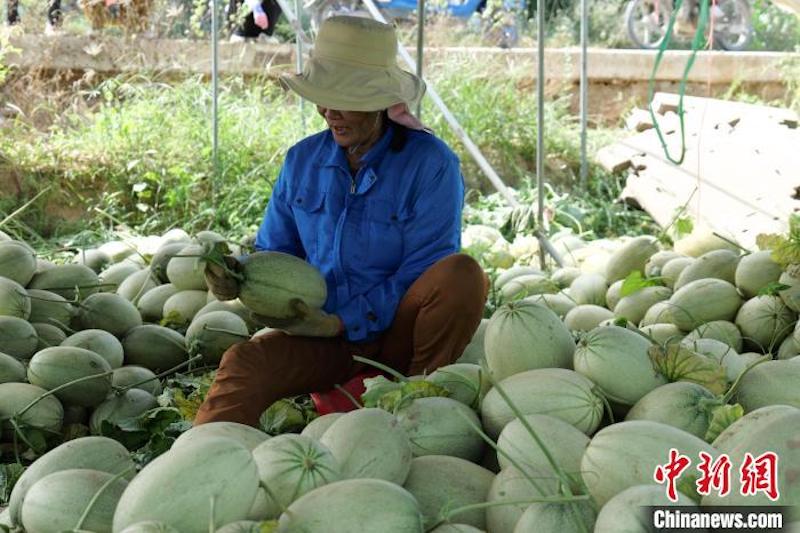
255, 123, 464, 342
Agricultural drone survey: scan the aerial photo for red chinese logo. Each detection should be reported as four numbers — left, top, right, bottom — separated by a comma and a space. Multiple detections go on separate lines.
740, 452, 780, 501
696, 451, 732, 497
654, 448, 692, 502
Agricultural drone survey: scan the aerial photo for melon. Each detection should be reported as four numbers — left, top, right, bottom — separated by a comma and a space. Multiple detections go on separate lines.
456, 319, 488, 364
403, 455, 495, 530
605, 236, 659, 283
625, 382, 718, 439
252, 434, 340, 516
484, 300, 575, 380
496, 266, 543, 290
513, 501, 596, 533
111, 366, 162, 396
0, 350, 26, 383
0, 316, 38, 359
136, 283, 179, 322
185, 310, 249, 363
98, 241, 138, 263
0, 382, 63, 437
73, 248, 111, 272
735, 250, 782, 298
581, 420, 716, 506
425, 363, 490, 408
735, 360, 800, 410
117, 269, 159, 305
735, 295, 795, 353
78, 293, 143, 338
300, 413, 343, 441
639, 301, 673, 327
27, 346, 113, 407
276, 479, 424, 533
614, 286, 672, 326
674, 249, 739, 289
705, 405, 800, 510
550, 267, 581, 288
480, 368, 604, 437
563, 304, 614, 332
639, 324, 683, 345
499, 274, 557, 301
166, 244, 208, 291
684, 320, 743, 352
173, 421, 269, 452
195, 299, 257, 330
162, 290, 209, 326
593, 485, 698, 533
428, 525, 483, 533
605, 280, 624, 311
673, 228, 741, 257
496, 414, 589, 488
150, 243, 187, 283
574, 326, 665, 405
8, 436, 134, 526
28, 264, 100, 300
26, 289, 74, 329
486, 466, 561, 533
778, 269, 800, 313
395, 397, 484, 462
122, 326, 188, 373
522, 292, 576, 318
778, 336, 799, 360
99, 263, 142, 293
0, 241, 37, 286
90, 389, 158, 435
160, 228, 192, 246
569, 273, 608, 306
62, 329, 125, 369
0, 277, 30, 319
113, 437, 260, 532
668, 278, 742, 331
319, 408, 412, 484
21, 468, 128, 533
119, 522, 180, 533
215, 521, 268, 533
644, 251, 683, 278
33, 322, 67, 349
660, 257, 694, 289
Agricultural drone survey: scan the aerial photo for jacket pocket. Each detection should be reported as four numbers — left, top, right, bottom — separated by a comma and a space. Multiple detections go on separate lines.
365, 199, 414, 271
290, 186, 326, 260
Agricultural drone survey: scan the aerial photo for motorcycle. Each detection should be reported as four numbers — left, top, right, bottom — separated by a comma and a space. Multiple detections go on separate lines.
624, 0, 753, 51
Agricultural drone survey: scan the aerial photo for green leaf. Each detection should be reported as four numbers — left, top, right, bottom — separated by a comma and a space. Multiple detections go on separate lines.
704, 403, 744, 443
674, 217, 694, 237
758, 282, 792, 296
648, 344, 728, 395
361, 376, 403, 408
258, 397, 316, 436
620, 271, 662, 297
379, 381, 450, 412
0, 462, 25, 505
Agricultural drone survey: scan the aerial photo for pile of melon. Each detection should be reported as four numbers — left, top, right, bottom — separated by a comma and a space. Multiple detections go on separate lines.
2, 222, 800, 533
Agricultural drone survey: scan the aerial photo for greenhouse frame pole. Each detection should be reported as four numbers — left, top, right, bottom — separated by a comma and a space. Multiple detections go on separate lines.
211, 0, 220, 185
536, 0, 546, 269
416, 0, 425, 118
579, 0, 588, 188
294, 0, 306, 134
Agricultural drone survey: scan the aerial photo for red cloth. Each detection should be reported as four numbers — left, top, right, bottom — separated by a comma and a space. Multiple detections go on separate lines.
310, 370, 384, 415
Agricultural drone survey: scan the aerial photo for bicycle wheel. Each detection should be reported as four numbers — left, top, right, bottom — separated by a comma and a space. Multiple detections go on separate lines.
625, 0, 673, 49
712, 0, 752, 51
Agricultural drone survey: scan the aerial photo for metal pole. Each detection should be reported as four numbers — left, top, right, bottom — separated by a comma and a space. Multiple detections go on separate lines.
536, 0, 546, 269
579, 0, 588, 188
294, 0, 306, 135
211, 0, 220, 186
416, 0, 425, 118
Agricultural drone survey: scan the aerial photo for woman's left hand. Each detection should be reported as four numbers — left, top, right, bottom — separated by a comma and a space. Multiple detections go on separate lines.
256, 300, 343, 338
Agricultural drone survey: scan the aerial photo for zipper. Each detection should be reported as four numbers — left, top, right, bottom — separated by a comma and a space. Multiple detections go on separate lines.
350, 175, 356, 194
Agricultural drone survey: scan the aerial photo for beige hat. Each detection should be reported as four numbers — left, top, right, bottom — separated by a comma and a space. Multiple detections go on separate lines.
280, 16, 426, 112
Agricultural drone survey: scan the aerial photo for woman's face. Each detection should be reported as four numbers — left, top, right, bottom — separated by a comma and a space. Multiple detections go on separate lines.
317, 106, 383, 150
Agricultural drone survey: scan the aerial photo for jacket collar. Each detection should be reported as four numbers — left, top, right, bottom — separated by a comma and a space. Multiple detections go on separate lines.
318, 123, 396, 171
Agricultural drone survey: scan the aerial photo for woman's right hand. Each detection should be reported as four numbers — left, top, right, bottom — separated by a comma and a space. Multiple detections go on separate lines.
204, 255, 243, 301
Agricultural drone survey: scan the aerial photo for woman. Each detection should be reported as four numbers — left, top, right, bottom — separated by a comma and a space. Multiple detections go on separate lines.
195, 15, 487, 427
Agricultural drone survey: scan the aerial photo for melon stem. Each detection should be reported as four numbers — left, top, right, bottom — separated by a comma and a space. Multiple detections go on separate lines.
721, 356, 769, 405
12, 370, 115, 420
73, 465, 135, 531
351, 356, 407, 382
116, 354, 204, 395
333, 384, 362, 409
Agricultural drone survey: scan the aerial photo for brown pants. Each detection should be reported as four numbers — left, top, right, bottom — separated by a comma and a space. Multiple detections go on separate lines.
195, 253, 488, 427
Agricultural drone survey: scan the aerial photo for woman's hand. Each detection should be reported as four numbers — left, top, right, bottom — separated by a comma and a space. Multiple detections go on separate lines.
256, 300, 343, 338
204, 256, 243, 301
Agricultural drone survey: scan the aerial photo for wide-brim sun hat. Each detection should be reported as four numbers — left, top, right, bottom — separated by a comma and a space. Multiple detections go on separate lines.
280, 16, 426, 112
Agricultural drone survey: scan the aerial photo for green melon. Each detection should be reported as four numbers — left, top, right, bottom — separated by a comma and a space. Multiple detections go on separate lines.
522, 292, 577, 319
486, 466, 561, 533
166, 244, 208, 291
496, 266, 544, 290
681, 337, 745, 383
0, 351, 26, 383
72, 248, 112, 272
425, 363, 490, 408
27, 346, 112, 407
159, 228, 192, 246
252, 434, 340, 517
111, 366, 163, 396
21, 468, 128, 533
574, 326, 665, 405
28, 264, 100, 300
277, 479, 424, 533
513, 501, 596, 533
456, 319, 488, 364
403, 455, 495, 530
78, 293, 143, 338
185, 310, 249, 364
581, 420, 716, 507
735, 250, 783, 299
173, 421, 269, 452
674, 249, 739, 290
639, 324, 683, 345
594, 485, 698, 533
735, 360, 800, 410
300, 413, 344, 441
0, 277, 30, 319
32, 322, 67, 349
625, 382, 718, 439
644, 251, 683, 278
605, 236, 659, 283
26, 289, 75, 329
195, 299, 258, 330
564, 304, 614, 332
0, 382, 63, 436
90, 389, 158, 435
136, 283, 179, 322
216, 521, 268, 533
429, 524, 483, 533
778, 269, 800, 313
499, 274, 558, 301
0, 240, 37, 286
484, 300, 575, 380
7, 436, 134, 526
684, 320, 743, 352
735, 295, 796, 353
150, 242, 188, 283
320, 408, 412, 484
778, 336, 799, 360
119, 522, 180, 533
395, 397, 484, 462
569, 273, 608, 306
480, 368, 604, 437
614, 286, 672, 326
162, 290, 209, 326
238, 251, 327, 319
660, 257, 694, 289
98, 240, 138, 263
0, 316, 38, 359
550, 267, 582, 289
605, 280, 624, 311
63, 329, 125, 369
122, 325, 188, 373
639, 301, 674, 327
113, 437, 259, 532
117, 269, 160, 305
673, 228, 741, 258
668, 278, 742, 331
98, 263, 143, 293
